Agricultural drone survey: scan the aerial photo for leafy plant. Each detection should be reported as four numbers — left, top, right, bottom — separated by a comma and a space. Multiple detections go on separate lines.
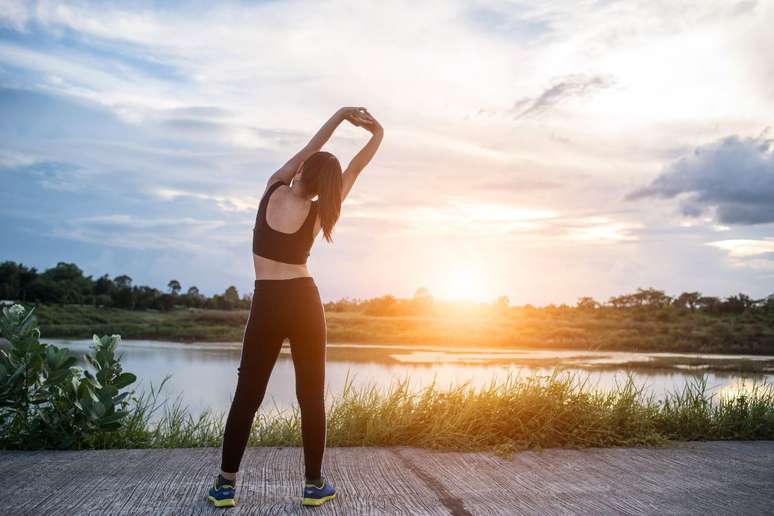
0, 304, 136, 448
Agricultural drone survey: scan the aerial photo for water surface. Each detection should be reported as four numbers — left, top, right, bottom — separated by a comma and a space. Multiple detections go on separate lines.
46, 339, 774, 417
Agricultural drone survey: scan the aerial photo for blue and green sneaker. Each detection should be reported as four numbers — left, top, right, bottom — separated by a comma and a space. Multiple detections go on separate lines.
302, 477, 337, 506
207, 475, 236, 508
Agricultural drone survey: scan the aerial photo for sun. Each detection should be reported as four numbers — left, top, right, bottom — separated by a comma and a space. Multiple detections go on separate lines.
436, 263, 489, 302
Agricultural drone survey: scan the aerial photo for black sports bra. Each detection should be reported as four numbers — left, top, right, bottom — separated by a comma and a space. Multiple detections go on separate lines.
252, 180, 318, 265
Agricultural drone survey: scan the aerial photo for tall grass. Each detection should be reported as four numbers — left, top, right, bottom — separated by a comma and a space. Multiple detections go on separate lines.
91, 372, 774, 452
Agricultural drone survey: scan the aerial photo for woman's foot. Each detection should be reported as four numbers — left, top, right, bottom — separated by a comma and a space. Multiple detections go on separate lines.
302, 477, 337, 506
207, 474, 236, 508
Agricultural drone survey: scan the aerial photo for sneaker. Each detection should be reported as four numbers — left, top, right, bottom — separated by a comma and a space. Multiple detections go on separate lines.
302, 477, 337, 506
207, 475, 236, 508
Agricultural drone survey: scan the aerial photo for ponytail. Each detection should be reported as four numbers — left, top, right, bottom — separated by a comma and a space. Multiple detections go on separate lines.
300, 151, 343, 242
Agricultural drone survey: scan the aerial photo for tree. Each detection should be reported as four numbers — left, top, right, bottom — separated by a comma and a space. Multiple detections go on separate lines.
414, 287, 431, 299
94, 275, 115, 296
93, 274, 115, 307
411, 287, 434, 314
364, 295, 398, 316
763, 294, 774, 314
608, 295, 633, 309
576, 297, 599, 310
223, 286, 240, 309
114, 275, 133, 289
696, 296, 721, 313
609, 288, 671, 310
674, 292, 701, 311
167, 279, 181, 296
183, 285, 202, 308
635, 287, 671, 308
721, 293, 753, 314
37, 262, 93, 304
0, 261, 39, 301
156, 293, 174, 312
133, 286, 160, 310
112, 275, 134, 309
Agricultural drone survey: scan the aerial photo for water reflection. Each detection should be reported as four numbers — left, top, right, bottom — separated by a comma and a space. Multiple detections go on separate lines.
45, 339, 774, 417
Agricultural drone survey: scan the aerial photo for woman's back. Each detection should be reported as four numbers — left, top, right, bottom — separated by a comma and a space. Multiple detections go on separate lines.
263, 183, 319, 236
252, 181, 320, 279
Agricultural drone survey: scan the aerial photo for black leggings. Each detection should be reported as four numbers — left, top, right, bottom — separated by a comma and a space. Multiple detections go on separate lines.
220, 277, 327, 481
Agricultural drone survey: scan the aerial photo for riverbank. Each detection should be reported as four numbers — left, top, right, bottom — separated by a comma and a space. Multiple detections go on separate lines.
2, 442, 772, 515
34, 304, 774, 355
5, 372, 770, 452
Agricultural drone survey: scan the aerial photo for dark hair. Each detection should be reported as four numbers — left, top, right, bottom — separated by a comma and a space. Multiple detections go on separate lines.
300, 151, 343, 242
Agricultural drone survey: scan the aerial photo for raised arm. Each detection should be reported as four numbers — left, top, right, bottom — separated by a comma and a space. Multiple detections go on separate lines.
266, 107, 365, 190
341, 110, 384, 202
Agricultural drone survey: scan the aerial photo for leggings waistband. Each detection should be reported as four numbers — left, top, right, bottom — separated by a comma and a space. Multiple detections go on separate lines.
253, 276, 317, 292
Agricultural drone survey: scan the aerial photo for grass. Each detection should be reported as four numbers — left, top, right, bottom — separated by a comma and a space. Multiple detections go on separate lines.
35, 305, 248, 342
34, 304, 774, 355
74, 372, 774, 453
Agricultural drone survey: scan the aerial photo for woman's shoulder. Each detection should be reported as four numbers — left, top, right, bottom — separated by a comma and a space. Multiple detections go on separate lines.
267, 178, 290, 190
262, 179, 289, 199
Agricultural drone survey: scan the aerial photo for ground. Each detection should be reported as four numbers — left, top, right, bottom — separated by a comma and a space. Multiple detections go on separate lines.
1, 442, 772, 515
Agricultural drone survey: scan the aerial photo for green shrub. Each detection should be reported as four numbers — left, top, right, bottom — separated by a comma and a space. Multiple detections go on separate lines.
0, 304, 137, 449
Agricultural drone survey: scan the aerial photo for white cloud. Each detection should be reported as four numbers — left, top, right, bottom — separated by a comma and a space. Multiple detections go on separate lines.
152, 187, 257, 213
708, 239, 774, 258
52, 213, 240, 252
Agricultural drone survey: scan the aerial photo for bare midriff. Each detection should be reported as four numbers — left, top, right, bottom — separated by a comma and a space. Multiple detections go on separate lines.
252, 253, 312, 280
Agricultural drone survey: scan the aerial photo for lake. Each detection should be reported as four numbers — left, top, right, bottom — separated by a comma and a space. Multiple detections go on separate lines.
46, 339, 774, 418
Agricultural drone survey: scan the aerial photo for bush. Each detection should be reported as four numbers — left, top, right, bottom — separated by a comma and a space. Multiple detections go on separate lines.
0, 304, 137, 449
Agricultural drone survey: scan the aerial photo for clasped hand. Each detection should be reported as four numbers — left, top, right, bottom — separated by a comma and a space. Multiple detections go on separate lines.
340, 107, 382, 134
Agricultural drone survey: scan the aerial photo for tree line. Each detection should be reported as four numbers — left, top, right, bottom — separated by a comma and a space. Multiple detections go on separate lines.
2, 260, 772, 316
576, 287, 773, 315
0, 261, 250, 310
326, 287, 774, 317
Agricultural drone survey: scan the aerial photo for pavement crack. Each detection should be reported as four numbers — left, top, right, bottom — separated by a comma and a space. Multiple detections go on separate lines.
390, 448, 472, 516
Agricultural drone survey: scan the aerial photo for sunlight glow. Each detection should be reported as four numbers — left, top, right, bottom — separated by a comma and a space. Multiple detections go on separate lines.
434, 262, 492, 303
566, 217, 641, 242
714, 379, 771, 401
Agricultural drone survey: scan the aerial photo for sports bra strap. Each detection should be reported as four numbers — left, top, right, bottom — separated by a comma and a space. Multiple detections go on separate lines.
265, 180, 287, 198
259, 180, 288, 223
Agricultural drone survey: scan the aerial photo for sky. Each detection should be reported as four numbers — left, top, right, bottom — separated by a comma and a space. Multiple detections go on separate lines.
1, 0, 773, 305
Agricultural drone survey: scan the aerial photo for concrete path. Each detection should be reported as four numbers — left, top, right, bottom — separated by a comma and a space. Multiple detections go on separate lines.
1, 442, 772, 515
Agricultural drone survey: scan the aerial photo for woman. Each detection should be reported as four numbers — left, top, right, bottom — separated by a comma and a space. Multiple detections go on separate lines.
207, 106, 383, 508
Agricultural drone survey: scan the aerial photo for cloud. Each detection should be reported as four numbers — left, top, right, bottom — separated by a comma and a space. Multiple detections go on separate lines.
0, 159, 93, 192
2, 1, 774, 303
471, 177, 560, 191
50, 213, 238, 253
707, 238, 774, 258
628, 133, 774, 225
463, 4, 553, 42
152, 187, 257, 213
708, 238, 774, 271
509, 74, 614, 120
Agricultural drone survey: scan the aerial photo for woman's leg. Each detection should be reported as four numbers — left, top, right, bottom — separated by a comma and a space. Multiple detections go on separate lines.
287, 288, 327, 482
220, 294, 285, 475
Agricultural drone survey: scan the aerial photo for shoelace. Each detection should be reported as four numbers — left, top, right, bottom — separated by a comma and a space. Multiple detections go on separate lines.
305, 483, 326, 491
